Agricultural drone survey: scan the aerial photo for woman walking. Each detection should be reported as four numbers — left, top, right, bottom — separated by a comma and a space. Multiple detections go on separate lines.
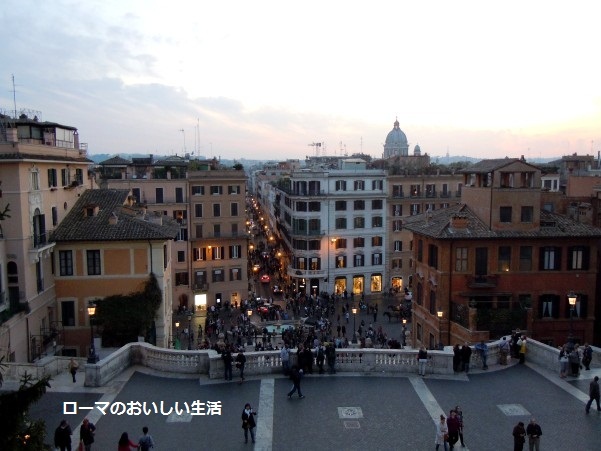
241, 403, 257, 444
435, 414, 449, 451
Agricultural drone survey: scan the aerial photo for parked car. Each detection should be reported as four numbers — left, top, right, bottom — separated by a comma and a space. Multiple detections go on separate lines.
260, 274, 270, 283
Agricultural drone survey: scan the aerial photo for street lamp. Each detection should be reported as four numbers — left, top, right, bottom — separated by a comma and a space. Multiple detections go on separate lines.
187, 313, 193, 350
402, 318, 407, 348
437, 310, 443, 350
87, 302, 99, 363
247, 310, 253, 345
352, 307, 358, 344
175, 321, 180, 349
567, 291, 577, 348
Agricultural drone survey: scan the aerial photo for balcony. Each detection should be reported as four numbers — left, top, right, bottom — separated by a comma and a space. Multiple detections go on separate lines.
466, 274, 498, 288
193, 283, 209, 291
286, 266, 326, 279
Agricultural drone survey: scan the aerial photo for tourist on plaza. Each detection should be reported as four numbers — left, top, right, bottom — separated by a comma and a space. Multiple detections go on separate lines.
316, 343, 325, 374
236, 350, 246, 383
452, 344, 462, 373
303, 345, 314, 374
569, 344, 581, 376
511, 329, 522, 358
558, 344, 569, 378
417, 346, 428, 376
280, 343, 290, 375
68, 358, 79, 383
435, 414, 449, 451
446, 409, 460, 449
287, 365, 305, 399
518, 336, 527, 364
454, 405, 465, 447
585, 375, 601, 413
525, 417, 542, 451
54, 420, 72, 451
117, 432, 138, 451
475, 340, 489, 370
499, 337, 510, 365
582, 343, 593, 370
241, 402, 257, 444
326, 342, 337, 374
222, 345, 233, 381
373, 304, 378, 322
137, 426, 155, 451
79, 417, 96, 451
461, 343, 472, 373
512, 421, 526, 451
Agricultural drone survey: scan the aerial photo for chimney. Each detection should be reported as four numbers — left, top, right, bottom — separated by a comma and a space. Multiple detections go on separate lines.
450, 214, 469, 229
109, 212, 118, 225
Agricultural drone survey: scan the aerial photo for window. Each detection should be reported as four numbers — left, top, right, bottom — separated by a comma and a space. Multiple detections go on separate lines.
425, 184, 436, 197
177, 227, 188, 241
335, 217, 347, 229
176, 187, 184, 203
213, 224, 221, 237
86, 250, 101, 275
335, 238, 347, 249
194, 247, 207, 261
175, 272, 189, 286
60, 168, 70, 187
354, 200, 365, 210
392, 258, 402, 269
231, 223, 238, 236
228, 185, 240, 194
428, 244, 438, 269
213, 203, 221, 217
500, 206, 512, 223
229, 245, 242, 259
231, 202, 239, 216
393, 220, 402, 232
211, 246, 225, 260
75, 168, 83, 185
498, 246, 511, 272
519, 246, 532, 271
194, 204, 203, 218
392, 185, 404, 197
539, 294, 559, 319
410, 184, 421, 197
354, 254, 364, 267
394, 240, 402, 252
310, 258, 321, 270
455, 247, 468, 272
59, 250, 73, 276
568, 246, 589, 270
417, 240, 423, 262
177, 251, 186, 262
429, 290, 437, 315
411, 204, 420, 215
48, 168, 57, 187
192, 185, 204, 195
521, 206, 534, 223
335, 180, 347, 191
372, 236, 383, 246
354, 180, 365, 191
230, 267, 242, 281
210, 185, 223, 195
308, 240, 321, 250
372, 199, 383, 210
371, 274, 382, 292
308, 219, 320, 233
540, 246, 561, 270
392, 205, 402, 216
335, 200, 347, 211
353, 237, 365, 248
309, 201, 320, 212
296, 201, 307, 212
372, 216, 383, 227
52, 206, 58, 226
372, 253, 382, 265
195, 224, 203, 239
336, 255, 347, 268
212, 269, 225, 282
61, 300, 75, 327
131, 188, 141, 204
372, 180, 383, 190
354, 217, 365, 228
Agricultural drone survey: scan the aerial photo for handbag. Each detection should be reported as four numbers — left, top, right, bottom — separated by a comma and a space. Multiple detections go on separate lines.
444, 434, 449, 442
78, 440, 85, 451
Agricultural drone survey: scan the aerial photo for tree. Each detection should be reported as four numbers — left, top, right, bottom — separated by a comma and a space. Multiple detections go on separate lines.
233, 163, 244, 170
0, 371, 52, 450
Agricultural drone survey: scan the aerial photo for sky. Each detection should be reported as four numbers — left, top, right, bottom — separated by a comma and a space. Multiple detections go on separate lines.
2, 0, 601, 161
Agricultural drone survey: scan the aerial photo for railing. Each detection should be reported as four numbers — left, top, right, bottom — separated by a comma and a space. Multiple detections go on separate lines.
466, 274, 498, 288
287, 267, 326, 278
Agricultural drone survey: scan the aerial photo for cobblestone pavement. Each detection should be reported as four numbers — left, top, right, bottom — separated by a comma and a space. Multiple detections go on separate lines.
25, 356, 601, 451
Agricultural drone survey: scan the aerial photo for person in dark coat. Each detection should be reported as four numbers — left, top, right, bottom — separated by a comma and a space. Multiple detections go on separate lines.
287, 365, 305, 398
80, 417, 96, 451
512, 421, 526, 451
461, 343, 472, 373
585, 376, 601, 413
54, 419, 72, 451
222, 346, 233, 381
452, 344, 462, 373
446, 409, 460, 449
241, 402, 257, 444
235, 351, 246, 383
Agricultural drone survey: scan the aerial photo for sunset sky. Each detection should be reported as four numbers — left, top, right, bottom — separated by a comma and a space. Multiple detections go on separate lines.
2, 0, 600, 161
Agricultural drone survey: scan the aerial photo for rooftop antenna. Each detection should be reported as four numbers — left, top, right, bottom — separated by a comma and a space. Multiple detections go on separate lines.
360, 136, 363, 154
308, 142, 321, 157
11, 74, 17, 119
179, 129, 186, 154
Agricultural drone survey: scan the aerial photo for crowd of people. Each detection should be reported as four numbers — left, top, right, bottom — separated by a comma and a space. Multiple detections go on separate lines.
54, 420, 154, 451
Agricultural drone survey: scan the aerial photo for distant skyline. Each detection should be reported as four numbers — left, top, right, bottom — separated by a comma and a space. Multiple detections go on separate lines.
2, 1, 600, 161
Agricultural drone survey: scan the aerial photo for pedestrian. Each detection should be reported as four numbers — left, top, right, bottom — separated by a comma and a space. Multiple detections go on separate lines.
373, 305, 378, 322
222, 345, 233, 381
525, 417, 542, 451
316, 343, 325, 374
79, 417, 96, 451
280, 343, 290, 375
558, 344, 569, 378
569, 344, 581, 376
417, 346, 428, 376
137, 426, 155, 451
582, 343, 593, 370
499, 337, 509, 365
435, 414, 449, 451
446, 409, 460, 449
585, 375, 601, 414
68, 358, 79, 383
241, 402, 257, 444
454, 405, 465, 447
512, 421, 526, 451
461, 343, 472, 373
54, 419, 72, 451
475, 340, 488, 370
452, 344, 461, 373
117, 432, 138, 451
518, 336, 527, 364
236, 350, 246, 383
325, 342, 336, 374
287, 365, 305, 399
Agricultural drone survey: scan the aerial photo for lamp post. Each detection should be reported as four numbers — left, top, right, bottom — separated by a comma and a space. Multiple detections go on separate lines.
187, 313, 193, 350
87, 302, 98, 363
352, 307, 358, 344
247, 310, 253, 345
567, 291, 577, 349
437, 310, 443, 350
402, 318, 407, 348
175, 321, 180, 349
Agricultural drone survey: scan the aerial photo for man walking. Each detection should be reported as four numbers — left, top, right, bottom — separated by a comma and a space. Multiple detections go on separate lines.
287, 365, 305, 399
525, 417, 542, 451
280, 343, 290, 375
138, 426, 155, 450
585, 375, 601, 413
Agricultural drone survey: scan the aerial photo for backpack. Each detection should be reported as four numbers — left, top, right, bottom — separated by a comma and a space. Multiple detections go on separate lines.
139, 435, 153, 451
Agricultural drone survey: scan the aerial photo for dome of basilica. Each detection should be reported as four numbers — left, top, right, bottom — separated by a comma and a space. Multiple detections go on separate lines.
385, 119, 408, 148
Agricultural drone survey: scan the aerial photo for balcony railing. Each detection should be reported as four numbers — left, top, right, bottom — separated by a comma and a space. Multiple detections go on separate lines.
286, 266, 326, 278
466, 274, 498, 288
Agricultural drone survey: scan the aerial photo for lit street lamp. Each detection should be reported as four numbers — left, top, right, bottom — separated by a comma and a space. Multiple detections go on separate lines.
402, 318, 407, 348
437, 310, 443, 350
87, 302, 99, 363
175, 321, 180, 349
187, 313, 193, 350
247, 310, 253, 345
567, 291, 577, 349
352, 307, 358, 344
